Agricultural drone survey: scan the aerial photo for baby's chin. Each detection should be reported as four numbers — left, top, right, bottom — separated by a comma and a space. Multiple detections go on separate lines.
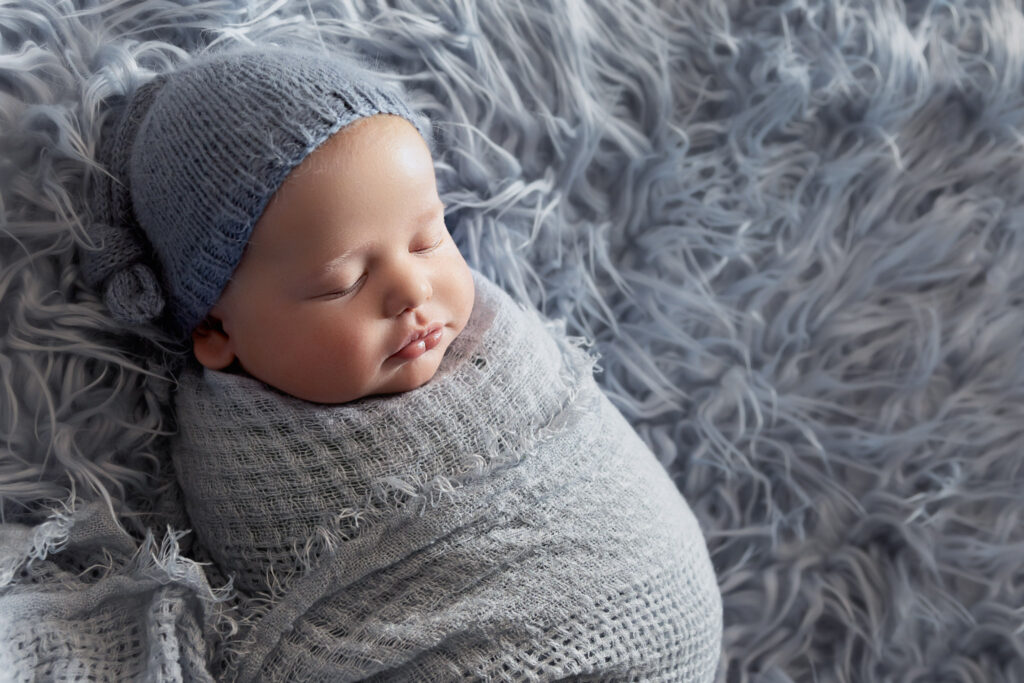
375, 345, 448, 398
236, 362, 436, 405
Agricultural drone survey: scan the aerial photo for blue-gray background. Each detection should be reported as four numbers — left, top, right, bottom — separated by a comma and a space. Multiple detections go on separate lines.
1, 1, 1021, 680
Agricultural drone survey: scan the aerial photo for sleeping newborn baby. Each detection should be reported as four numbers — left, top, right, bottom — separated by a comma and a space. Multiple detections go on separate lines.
83, 47, 722, 681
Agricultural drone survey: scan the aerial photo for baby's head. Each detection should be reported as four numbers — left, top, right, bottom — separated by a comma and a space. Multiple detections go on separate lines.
83, 47, 475, 404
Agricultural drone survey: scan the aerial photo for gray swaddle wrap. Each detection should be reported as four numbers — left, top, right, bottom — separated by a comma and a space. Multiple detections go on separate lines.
171, 272, 722, 681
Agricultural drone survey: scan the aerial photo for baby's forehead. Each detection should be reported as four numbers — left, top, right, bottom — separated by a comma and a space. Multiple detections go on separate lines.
240, 116, 441, 268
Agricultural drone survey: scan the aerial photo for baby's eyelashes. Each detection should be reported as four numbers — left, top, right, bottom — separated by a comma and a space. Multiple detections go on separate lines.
312, 227, 446, 301
415, 237, 444, 254
318, 273, 366, 300
412, 230, 445, 254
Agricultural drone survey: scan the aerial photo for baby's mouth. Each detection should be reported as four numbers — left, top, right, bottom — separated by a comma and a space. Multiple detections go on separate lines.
390, 325, 444, 361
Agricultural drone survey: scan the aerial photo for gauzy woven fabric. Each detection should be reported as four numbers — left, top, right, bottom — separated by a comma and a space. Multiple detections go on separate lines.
0, 501, 223, 682
171, 271, 723, 682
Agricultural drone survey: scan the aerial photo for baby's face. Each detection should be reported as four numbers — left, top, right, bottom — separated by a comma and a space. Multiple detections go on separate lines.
192, 115, 475, 404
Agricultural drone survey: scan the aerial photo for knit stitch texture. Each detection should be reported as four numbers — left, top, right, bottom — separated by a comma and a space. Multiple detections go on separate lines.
171, 271, 723, 681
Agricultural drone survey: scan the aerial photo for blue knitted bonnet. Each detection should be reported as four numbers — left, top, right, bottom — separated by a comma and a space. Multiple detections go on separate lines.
81, 46, 430, 341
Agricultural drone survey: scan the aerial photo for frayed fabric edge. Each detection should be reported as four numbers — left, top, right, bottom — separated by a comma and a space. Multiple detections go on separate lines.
1, 501, 238, 678
0, 504, 74, 587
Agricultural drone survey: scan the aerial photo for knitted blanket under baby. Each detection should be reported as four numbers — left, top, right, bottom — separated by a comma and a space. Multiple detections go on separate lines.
171, 272, 722, 682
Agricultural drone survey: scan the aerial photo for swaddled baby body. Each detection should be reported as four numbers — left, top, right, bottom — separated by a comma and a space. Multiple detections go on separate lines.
173, 269, 721, 681
83, 46, 723, 681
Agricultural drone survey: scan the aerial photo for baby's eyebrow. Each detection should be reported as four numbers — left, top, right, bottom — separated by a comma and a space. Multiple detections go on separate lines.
417, 202, 445, 226
317, 251, 354, 276
314, 203, 445, 276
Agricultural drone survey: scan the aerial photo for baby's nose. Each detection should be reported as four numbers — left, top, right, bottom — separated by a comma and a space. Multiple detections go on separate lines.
386, 270, 432, 317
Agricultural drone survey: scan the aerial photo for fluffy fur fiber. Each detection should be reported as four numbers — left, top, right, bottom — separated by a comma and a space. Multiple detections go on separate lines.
1, 0, 1022, 681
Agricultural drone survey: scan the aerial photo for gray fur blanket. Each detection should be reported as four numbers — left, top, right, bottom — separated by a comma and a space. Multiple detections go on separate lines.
171, 272, 721, 681
2, 1, 1024, 682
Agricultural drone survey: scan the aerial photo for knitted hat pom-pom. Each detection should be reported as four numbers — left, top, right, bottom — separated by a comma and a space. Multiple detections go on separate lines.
104, 262, 165, 323
81, 221, 166, 324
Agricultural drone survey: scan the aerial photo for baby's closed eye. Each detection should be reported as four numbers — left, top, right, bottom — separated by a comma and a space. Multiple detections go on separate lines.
412, 228, 445, 254
318, 274, 365, 299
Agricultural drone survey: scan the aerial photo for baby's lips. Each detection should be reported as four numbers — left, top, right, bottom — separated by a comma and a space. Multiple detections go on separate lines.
391, 325, 443, 360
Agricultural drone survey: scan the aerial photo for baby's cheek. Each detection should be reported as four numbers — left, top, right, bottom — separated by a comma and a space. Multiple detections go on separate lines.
299, 329, 374, 402
452, 261, 476, 331
301, 319, 351, 368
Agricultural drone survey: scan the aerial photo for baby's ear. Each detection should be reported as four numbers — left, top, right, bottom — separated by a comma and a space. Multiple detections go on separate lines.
191, 315, 235, 370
